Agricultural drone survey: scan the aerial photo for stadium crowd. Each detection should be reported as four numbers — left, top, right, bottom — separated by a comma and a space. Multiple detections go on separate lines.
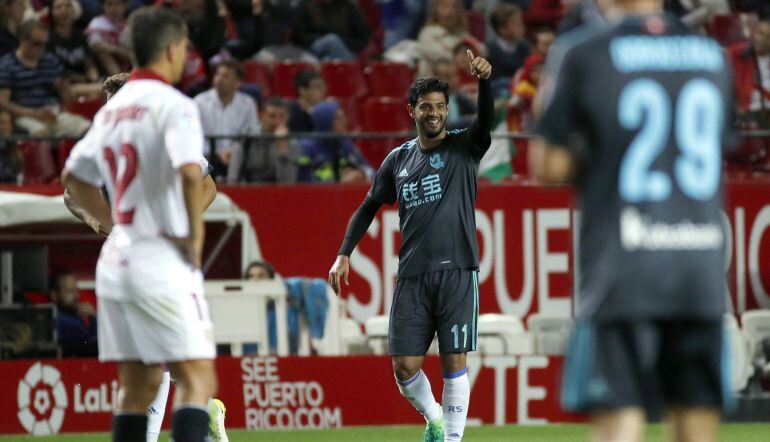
0, 0, 768, 185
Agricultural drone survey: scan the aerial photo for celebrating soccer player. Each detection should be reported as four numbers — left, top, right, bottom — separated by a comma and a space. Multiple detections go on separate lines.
531, 0, 735, 441
328, 50, 493, 442
62, 7, 218, 442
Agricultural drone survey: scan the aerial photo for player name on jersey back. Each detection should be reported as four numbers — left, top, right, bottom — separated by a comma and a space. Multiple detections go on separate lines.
65, 76, 206, 242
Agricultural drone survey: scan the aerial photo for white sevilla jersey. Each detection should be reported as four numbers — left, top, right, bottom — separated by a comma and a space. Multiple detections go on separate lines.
66, 70, 204, 242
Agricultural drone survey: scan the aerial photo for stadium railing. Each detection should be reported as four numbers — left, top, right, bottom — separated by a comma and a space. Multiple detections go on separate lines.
4, 129, 770, 185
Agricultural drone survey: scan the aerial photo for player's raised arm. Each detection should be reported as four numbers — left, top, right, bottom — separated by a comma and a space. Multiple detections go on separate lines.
465, 49, 495, 157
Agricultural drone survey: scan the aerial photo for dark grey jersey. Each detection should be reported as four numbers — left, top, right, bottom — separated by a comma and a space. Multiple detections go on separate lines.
368, 82, 493, 279
536, 14, 736, 320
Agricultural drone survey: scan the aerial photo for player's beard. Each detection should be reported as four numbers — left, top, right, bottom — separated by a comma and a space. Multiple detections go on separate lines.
419, 115, 446, 139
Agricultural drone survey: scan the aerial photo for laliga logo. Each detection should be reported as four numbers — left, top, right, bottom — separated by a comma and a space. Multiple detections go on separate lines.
17, 362, 68, 435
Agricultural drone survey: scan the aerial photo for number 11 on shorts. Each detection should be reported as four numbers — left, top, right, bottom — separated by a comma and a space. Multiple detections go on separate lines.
451, 323, 468, 349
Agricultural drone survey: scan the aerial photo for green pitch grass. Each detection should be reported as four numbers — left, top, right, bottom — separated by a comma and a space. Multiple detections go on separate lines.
2, 424, 770, 441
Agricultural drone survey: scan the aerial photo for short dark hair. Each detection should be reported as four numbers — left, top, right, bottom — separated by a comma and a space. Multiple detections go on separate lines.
18, 19, 48, 40
128, 7, 186, 67
489, 3, 521, 34
49, 270, 74, 294
293, 69, 322, 92
244, 261, 276, 279
407, 77, 449, 107
215, 59, 244, 80
534, 26, 555, 38
102, 72, 130, 99
264, 96, 288, 109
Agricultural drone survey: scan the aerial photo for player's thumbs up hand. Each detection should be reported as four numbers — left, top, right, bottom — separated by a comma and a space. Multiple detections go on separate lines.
467, 49, 492, 80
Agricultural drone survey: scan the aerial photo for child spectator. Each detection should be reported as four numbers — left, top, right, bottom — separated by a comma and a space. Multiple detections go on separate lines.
85, 0, 130, 75
532, 26, 555, 56
486, 3, 530, 87
288, 69, 326, 133
508, 52, 543, 132
451, 38, 483, 97
297, 100, 372, 183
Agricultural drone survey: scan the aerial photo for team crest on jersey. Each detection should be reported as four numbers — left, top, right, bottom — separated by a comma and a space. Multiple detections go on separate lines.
430, 153, 445, 169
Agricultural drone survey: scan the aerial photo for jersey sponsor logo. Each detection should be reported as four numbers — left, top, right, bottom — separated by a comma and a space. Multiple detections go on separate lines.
401, 173, 444, 209
430, 153, 445, 169
17, 362, 68, 435
620, 206, 723, 251
398, 168, 409, 178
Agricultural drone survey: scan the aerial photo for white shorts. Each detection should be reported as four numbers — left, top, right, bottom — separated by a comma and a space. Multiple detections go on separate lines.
96, 236, 215, 364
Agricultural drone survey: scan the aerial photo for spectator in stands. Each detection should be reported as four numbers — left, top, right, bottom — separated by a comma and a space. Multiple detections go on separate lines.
452, 38, 483, 97
0, 20, 91, 137
230, 96, 298, 183
0, 0, 26, 56
729, 18, 770, 162
180, 0, 226, 62
664, 0, 730, 33
0, 109, 21, 183
49, 0, 99, 82
730, 20, 770, 115
508, 52, 543, 132
297, 100, 373, 183
226, 0, 311, 63
380, 0, 425, 50
245, 260, 276, 280
486, 3, 530, 88
291, 0, 370, 61
85, 0, 130, 76
194, 59, 260, 182
288, 69, 326, 133
434, 59, 476, 130
533, 26, 555, 56
523, 0, 564, 30
49, 270, 97, 357
417, 0, 478, 77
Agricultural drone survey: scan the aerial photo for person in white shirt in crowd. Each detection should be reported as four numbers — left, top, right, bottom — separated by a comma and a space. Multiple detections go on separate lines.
194, 59, 260, 183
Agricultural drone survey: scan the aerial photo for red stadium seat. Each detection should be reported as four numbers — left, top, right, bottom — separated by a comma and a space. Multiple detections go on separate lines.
241, 60, 271, 96
66, 97, 104, 120
57, 140, 77, 172
358, 97, 412, 166
271, 61, 317, 98
708, 13, 754, 46
322, 61, 367, 98
19, 141, 57, 184
366, 62, 414, 98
